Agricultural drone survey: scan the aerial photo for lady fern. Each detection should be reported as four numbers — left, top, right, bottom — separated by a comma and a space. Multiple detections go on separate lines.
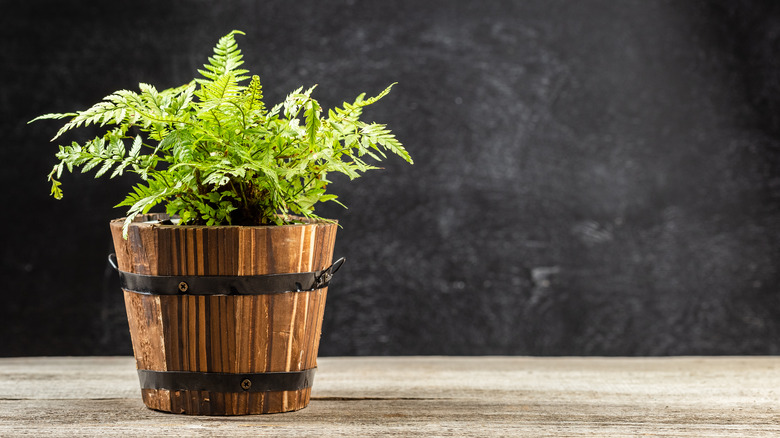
31, 30, 412, 237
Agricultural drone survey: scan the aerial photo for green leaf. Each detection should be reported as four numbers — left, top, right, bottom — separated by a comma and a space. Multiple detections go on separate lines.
304, 99, 321, 146
94, 160, 114, 178
129, 135, 143, 157
49, 178, 63, 199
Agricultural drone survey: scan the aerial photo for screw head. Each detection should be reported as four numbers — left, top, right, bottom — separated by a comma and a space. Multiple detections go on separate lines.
178, 281, 188, 293
241, 378, 252, 390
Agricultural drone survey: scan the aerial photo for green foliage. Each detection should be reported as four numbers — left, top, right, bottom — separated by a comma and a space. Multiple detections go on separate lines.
31, 30, 412, 237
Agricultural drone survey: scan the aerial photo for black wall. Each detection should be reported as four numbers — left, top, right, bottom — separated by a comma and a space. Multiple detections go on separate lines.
2, 0, 780, 356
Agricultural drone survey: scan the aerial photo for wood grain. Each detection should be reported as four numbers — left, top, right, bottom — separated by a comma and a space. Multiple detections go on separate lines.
4, 357, 780, 436
110, 214, 337, 415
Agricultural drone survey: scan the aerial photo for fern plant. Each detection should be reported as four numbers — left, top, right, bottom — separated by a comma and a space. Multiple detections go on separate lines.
31, 30, 412, 237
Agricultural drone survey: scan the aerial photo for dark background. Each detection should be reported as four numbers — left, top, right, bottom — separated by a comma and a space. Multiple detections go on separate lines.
2, 0, 779, 356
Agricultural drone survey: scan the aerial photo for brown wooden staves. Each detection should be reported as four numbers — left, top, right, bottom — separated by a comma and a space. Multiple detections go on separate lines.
110, 214, 337, 415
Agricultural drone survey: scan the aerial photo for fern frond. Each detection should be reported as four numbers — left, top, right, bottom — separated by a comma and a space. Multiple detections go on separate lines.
197, 30, 249, 82
43, 85, 194, 142
243, 75, 265, 115
304, 98, 321, 147
354, 82, 396, 108
281, 86, 307, 119
197, 71, 244, 100
360, 123, 412, 163
116, 173, 176, 237
28, 112, 77, 123
44, 94, 130, 140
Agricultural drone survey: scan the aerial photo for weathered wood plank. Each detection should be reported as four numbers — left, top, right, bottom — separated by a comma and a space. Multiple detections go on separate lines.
1, 357, 779, 436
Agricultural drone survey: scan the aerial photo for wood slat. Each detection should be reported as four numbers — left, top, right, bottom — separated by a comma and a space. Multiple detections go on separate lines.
110, 214, 337, 415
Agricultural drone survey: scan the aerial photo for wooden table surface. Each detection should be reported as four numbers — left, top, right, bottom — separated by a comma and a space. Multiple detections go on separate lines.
0, 356, 778, 436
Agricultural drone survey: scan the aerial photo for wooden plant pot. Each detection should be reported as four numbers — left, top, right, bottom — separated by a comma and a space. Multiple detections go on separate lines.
109, 213, 338, 415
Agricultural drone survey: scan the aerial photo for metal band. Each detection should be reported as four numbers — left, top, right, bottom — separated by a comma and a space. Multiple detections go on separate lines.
137, 368, 316, 393
109, 254, 345, 296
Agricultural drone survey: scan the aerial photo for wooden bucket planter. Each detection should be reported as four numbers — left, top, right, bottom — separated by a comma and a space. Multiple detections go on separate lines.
109, 213, 339, 415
